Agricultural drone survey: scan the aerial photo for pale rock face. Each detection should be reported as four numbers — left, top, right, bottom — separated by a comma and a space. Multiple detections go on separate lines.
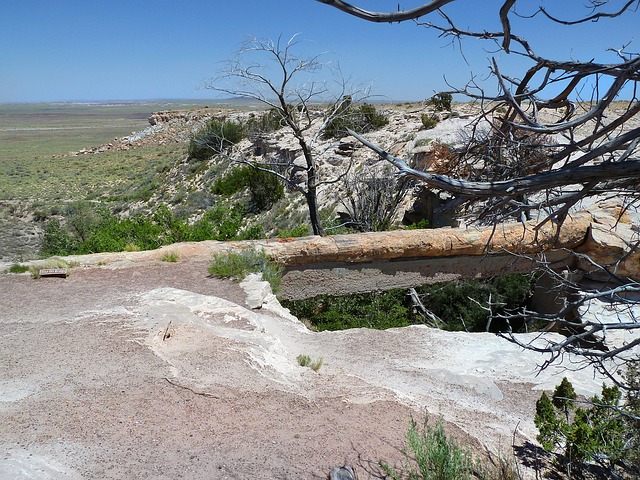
239, 272, 272, 309
131, 285, 610, 453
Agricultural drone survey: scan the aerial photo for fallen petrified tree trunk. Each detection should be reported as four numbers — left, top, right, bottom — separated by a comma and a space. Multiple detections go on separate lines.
262, 212, 591, 266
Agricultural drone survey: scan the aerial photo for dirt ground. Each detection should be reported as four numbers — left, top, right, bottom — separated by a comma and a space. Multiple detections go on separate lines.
0, 262, 434, 479
1, 259, 610, 479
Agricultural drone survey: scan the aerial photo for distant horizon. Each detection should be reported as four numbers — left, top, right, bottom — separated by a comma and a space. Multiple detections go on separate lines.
0, 97, 420, 107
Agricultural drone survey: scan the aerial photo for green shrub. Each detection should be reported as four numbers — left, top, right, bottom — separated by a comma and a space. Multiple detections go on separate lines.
189, 203, 245, 242
208, 248, 283, 293
188, 119, 245, 160
237, 224, 265, 240
416, 274, 535, 332
64, 201, 109, 242
41, 219, 77, 256
245, 108, 284, 137
37, 201, 260, 256
161, 252, 179, 262
283, 274, 535, 333
428, 92, 453, 112
380, 416, 473, 480
282, 290, 412, 331
535, 377, 629, 476
8, 263, 30, 274
421, 113, 439, 129
405, 219, 430, 230
212, 165, 284, 212
211, 167, 250, 196
324, 103, 389, 139
277, 224, 310, 238
247, 168, 284, 211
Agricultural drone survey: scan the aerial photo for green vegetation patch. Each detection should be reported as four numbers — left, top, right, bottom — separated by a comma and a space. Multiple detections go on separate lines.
296, 354, 323, 371
0, 144, 177, 202
8, 263, 30, 274
283, 289, 412, 331
212, 164, 284, 212
381, 416, 474, 480
208, 248, 283, 293
282, 273, 536, 332
40, 202, 262, 256
535, 375, 639, 477
244, 108, 284, 137
427, 92, 453, 112
188, 119, 244, 160
277, 224, 310, 238
161, 252, 180, 262
324, 102, 389, 139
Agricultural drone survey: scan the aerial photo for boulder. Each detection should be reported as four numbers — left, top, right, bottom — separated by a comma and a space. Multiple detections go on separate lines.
239, 273, 271, 309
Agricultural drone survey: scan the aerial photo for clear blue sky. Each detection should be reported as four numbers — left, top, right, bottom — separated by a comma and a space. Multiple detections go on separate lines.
1, 1, 637, 102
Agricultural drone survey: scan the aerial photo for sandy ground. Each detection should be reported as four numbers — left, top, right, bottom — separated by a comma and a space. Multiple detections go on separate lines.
0, 262, 421, 479
0, 260, 610, 479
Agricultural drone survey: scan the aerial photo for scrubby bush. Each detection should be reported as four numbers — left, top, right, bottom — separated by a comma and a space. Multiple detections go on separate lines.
41, 219, 77, 256
380, 416, 474, 480
65, 201, 109, 242
244, 108, 284, 137
212, 164, 284, 212
239, 225, 265, 240
188, 119, 244, 160
418, 274, 535, 332
324, 103, 389, 139
421, 113, 439, 130
342, 168, 408, 232
277, 224, 310, 238
405, 219, 430, 230
428, 92, 453, 112
283, 290, 412, 331
208, 248, 283, 293
535, 376, 633, 477
282, 273, 535, 333
211, 167, 250, 196
37, 201, 260, 256
248, 168, 285, 212
188, 203, 245, 242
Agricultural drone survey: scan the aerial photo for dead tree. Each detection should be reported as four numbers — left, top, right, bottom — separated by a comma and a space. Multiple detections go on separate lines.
207, 35, 366, 236
341, 166, 410, 231
317, 0, 640, 377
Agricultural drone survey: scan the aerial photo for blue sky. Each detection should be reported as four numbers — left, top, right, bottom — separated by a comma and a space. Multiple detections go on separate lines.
1, 1, 637, 102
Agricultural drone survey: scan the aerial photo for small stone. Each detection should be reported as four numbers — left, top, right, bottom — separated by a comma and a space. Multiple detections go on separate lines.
328, 466, 356, 480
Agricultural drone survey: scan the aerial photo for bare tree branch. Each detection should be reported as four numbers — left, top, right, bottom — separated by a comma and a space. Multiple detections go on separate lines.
315, 0, 456, 23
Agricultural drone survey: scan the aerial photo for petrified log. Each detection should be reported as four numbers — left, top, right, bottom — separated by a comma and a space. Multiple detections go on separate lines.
262, 212, 591, 266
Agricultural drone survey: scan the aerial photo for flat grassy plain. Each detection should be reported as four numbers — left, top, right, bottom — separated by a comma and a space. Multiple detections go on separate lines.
0, 101, 212, 260
0, 102, 204, 201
